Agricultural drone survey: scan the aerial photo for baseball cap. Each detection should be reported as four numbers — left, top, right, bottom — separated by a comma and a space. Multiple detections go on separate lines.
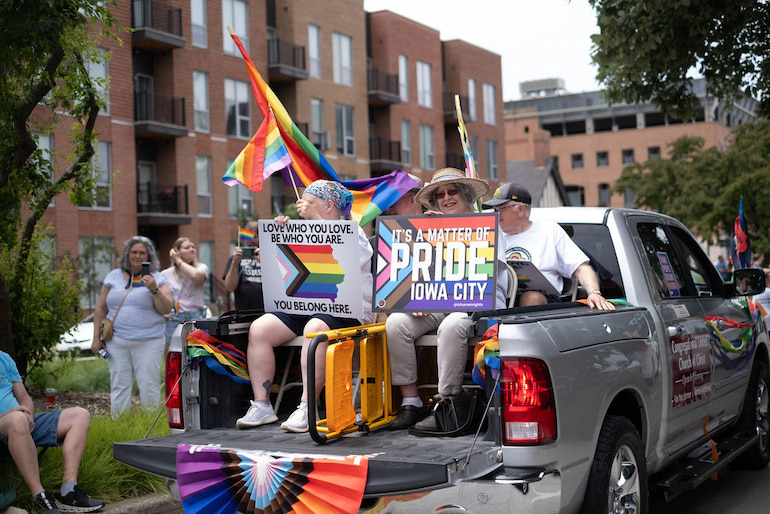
482, 182, 532, 208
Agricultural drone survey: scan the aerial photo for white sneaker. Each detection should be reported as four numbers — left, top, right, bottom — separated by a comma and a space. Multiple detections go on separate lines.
236, 401, 278, 429
281, 402, 309, 433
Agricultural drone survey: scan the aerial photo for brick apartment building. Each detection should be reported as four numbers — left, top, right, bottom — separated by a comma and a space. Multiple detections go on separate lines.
504, 78, 758, 208
37, 0, 504, 314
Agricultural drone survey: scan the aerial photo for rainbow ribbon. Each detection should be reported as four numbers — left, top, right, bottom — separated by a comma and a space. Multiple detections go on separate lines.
186, 329, 250, 383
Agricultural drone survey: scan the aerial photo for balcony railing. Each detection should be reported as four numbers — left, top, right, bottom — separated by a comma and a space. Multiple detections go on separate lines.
137, 182, 189, 215
443, 92, 470, 122
370, 137, 401, 169
134, 91, 186, 135
368, 68, 400, 104
267, 38, 308, 81
132, 0, 183, 36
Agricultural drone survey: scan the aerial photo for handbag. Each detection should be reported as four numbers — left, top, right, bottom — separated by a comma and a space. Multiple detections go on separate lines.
409, 389, 487, 437
100, 287, 132, 341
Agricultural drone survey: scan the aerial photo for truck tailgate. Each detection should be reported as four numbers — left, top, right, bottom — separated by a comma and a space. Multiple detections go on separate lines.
114, 428, 500, 496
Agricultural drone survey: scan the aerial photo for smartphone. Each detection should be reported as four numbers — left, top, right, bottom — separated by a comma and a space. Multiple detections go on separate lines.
141, 262, 151, 276
242, 247, 254, 258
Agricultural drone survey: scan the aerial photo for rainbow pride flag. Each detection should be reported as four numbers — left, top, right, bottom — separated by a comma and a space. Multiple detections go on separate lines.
276, 244, 345, 301
131, 275, 144, 288
222, 108, 293, 191
342, 169, 420, 226
186, 329, 250, 383
238, 227, 255, 243
228, 30, 340, 187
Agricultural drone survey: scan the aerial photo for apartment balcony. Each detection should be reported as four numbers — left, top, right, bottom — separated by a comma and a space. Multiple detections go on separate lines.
370, 137, 401, 171
136, 182, 191, 226
267, 38, 308, 82
444, 92, 470, 124
131, 0, 185, 52
368, 68, 400, 105
134, 91, 188, 138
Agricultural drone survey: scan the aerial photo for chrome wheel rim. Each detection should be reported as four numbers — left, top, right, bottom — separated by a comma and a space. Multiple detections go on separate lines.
608, 443, 640, 514
756, 378, 769, 452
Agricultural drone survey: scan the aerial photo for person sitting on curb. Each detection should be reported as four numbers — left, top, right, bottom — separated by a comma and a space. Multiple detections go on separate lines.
0, 350, 105, 514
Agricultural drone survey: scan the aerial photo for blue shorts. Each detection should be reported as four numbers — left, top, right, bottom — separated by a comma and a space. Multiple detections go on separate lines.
270, 312, 360, 336
0, 410, 62, 447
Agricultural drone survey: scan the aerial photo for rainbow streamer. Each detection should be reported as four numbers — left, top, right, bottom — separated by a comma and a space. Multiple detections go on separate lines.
186, 329, 250, 383
222, 108, 293, 192
131, 275, 144, 288
228, 30, 340, 187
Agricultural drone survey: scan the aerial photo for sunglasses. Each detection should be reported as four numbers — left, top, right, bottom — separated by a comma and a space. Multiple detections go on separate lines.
435, 187, 460, 200
492, 203, 520, 213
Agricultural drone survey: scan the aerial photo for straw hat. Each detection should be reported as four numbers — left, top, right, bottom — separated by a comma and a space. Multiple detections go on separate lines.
414, 167, 490, 208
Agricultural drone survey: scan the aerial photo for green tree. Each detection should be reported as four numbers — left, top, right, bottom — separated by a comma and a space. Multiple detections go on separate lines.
614, 120, 770, 255
0, 1, 120, 375
589, 0, 770, 119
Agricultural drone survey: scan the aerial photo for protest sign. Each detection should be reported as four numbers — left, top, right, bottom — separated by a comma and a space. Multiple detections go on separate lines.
259, 219, 363, 319
373, 214, 498, 312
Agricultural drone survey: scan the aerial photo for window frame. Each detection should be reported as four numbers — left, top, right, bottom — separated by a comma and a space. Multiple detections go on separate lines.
401, 119, 411, 166
486, 139, 498, 181
196, 154, 213, 217
416, 61, 432, 108
335, 103, 355, 156
308, 24, 321, 79
332, 32, 353, 87
419, 123, 435, 170
193, 70, 210, 133
398, 54, 409, 102
483, 83, 496, 125
222, 0, 248, 55
225, 78, 250, 138
191, 0, 207, 48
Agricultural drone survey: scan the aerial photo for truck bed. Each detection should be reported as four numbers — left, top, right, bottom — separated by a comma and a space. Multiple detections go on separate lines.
114, 426, 501, 496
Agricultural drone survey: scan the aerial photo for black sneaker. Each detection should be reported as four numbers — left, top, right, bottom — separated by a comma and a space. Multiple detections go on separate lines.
34, 490, 61, 514
54, 485, 105, 513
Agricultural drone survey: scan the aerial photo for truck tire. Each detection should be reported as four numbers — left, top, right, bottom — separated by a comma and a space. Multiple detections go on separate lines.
732, 361, 770, 470
581, 415, 647, 514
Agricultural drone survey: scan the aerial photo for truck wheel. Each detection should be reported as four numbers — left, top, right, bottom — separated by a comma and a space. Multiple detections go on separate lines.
581, 415, 647, 514
733, 361, 770, 470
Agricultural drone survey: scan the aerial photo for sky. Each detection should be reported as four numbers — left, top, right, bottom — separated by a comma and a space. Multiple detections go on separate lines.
362, 0, 601, 102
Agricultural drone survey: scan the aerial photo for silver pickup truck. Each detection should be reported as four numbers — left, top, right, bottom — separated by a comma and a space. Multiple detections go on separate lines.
114, 207, 769, 513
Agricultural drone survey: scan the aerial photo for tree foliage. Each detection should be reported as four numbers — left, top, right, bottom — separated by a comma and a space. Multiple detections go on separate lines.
0, 0, 120, 375
589, 0, 770, 119
614, 120, 770, 256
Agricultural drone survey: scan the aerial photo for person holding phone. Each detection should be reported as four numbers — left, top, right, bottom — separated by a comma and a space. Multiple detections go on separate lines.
162, 237, 209, 348
91, 236, 172, 418
223, 220, 264, 312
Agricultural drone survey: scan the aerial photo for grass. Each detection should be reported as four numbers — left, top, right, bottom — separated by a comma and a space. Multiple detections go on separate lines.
1, 358, 171, 511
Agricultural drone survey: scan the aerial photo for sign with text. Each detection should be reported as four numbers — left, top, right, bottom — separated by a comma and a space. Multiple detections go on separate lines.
259, 219, 363, 319
373, 214, 498, 312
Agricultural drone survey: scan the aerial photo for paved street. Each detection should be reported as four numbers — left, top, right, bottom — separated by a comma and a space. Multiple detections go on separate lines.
650, 463, 770, 513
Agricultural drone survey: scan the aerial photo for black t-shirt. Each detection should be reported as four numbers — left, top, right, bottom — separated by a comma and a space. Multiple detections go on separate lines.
223, 256, 264, 312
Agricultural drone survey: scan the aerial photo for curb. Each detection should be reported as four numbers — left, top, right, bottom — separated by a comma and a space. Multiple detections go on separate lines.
101, 492, 182, 514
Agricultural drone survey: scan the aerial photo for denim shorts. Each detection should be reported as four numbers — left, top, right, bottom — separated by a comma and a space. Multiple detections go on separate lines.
0, 410, 62, 447
270, 312, 360, 336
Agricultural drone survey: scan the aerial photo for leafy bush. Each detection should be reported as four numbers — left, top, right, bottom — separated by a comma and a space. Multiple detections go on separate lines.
26, 356, 110, 393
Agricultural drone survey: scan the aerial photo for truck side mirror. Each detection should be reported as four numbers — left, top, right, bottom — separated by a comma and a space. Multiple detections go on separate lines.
731, 268, 766, 297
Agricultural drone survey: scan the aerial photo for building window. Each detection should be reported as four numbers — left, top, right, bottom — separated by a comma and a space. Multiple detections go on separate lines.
78, 236, 114, 309
598, 183, 610, 206
80, 141, 111, 209
486, 139, 498, 181
401, 120, 411, 166
222, 0, 247, 55
308, 24, 321, 79
332, 32, 353, 86
196, 155, 212, 217
311, 98, 327, 151
419, 124, 434, 170
198, 240, 214, 302
227, 172, 253, 218
471, 136, 479, 169
468, 78, 477, 121
416, 61, 432, 108
398, 54, 408, 102
566, 185, 585, 206
571, 153, 584, 169
624, 188, 635, 208
483, 83, 495, 125
35, 133, 54, 207
225, 78, 250, 138
191, 0, 207, 48
622, 148, 635, 165
86, 48, 109, 116
335, 104, 355, 156
648, 146, 661, 160
596, 151, 609, 167
193, 71, 209, 132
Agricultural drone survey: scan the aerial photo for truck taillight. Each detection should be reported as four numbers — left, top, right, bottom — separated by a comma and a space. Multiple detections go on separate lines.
501, 358, 556, 445
166, 351, 184, 429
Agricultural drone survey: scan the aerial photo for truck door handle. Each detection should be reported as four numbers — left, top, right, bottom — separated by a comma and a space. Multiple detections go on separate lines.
667, 325, 684, 338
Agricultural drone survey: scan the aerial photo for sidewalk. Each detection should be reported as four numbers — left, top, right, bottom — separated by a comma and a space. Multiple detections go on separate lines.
1, 492, 182, 514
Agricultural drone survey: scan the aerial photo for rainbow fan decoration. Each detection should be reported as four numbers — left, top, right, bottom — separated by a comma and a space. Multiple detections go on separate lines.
177, 444, 368, 514
275, 244, 344, 301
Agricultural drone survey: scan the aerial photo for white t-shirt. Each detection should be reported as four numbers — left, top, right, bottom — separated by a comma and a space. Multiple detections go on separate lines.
161, 262, 209, 313
501, 220, 588, 293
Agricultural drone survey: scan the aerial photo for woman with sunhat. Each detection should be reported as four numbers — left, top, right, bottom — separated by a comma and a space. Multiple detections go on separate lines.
384, 167, 508, 431
236, 180, 373, 433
